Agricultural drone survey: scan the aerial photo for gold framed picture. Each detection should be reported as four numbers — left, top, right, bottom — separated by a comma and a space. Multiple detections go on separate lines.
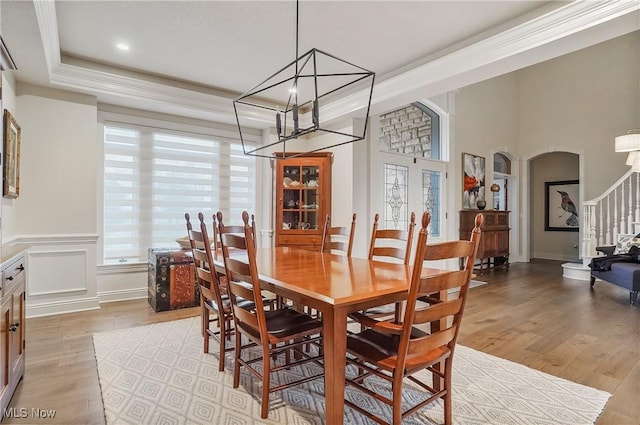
3, 109, 21, 199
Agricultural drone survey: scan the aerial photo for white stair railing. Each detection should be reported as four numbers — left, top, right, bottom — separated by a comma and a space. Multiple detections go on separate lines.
583, 169, 640, 262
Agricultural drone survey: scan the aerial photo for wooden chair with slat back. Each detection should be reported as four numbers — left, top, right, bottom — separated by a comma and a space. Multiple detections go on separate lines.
215, 211, 256, 244
217, 211, 324, 419
346, 212, 483, 425
184, 212, 234, 371
359, 212, 416, 322
320, 213, 356, 257
368, 212, 416, 264
216, 211, 277, 309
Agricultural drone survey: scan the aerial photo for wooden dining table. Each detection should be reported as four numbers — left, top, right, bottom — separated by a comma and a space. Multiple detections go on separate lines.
214, 246, 445, 424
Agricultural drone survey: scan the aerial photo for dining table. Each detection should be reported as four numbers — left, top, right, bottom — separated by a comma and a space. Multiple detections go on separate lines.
214, 246, 447, 424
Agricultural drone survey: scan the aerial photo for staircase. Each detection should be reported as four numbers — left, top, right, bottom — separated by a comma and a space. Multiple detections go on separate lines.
563, 169, 640, 280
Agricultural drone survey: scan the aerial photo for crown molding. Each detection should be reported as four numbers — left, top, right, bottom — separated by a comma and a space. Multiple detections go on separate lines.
33, 0, 60, 75
34, 0, 639, 127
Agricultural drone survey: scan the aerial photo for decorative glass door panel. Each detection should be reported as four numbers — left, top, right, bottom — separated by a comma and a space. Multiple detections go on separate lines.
375, 154, 446, 239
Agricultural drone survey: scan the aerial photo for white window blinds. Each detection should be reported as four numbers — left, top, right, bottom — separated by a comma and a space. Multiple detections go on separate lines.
103, 122, 256, 263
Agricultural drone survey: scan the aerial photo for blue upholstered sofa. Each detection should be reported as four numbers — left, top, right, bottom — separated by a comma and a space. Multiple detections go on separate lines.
590, 244, 640, 305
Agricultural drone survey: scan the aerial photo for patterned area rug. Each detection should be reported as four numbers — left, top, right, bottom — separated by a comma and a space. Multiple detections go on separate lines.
93, 317, 610, 425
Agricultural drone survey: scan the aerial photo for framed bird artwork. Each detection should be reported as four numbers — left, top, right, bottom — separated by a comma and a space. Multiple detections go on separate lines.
545, 180, 579, 231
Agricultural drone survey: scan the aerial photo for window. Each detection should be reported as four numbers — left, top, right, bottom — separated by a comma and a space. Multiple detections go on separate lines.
378, 102, 440, 160
103, 122, 256, 263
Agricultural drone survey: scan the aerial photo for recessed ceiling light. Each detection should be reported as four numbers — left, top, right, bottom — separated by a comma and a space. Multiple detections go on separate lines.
117, 43, 130, 51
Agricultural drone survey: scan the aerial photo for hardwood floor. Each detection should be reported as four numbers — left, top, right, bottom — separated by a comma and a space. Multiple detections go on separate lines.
4, 259, 639, 424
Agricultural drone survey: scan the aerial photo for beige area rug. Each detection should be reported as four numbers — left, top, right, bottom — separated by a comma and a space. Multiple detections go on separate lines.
93, 317, 610, 425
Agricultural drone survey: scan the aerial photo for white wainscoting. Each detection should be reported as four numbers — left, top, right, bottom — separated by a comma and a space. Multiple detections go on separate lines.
28, 249, 88, 296
97, 262, 147, 303
7, 234, 100, 318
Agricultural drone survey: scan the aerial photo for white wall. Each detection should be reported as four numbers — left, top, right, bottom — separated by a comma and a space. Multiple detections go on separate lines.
9, 83, 100, 317
518, 31, 640, 199
518, 31, 639, 260
452, 31, 639, 261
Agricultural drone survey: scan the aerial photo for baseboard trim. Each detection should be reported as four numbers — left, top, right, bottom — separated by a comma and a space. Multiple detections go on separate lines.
26, 297, 100, 318
98, 288, 147, 304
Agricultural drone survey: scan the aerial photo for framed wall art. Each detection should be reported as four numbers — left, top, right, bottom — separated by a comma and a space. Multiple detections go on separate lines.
545, 180, 579, 231
3, 109, 21, 199
462, 152, 485, 209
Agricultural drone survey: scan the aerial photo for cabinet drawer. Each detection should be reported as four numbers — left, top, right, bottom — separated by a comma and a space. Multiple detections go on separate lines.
278, 234, 322, 247
3, 257, 25, 293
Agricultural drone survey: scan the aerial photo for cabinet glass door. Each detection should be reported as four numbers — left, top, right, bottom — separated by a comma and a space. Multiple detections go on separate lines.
281, 164, 321, 231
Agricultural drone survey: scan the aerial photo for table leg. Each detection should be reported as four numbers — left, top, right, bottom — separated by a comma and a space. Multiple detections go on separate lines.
322, 306, 348, 425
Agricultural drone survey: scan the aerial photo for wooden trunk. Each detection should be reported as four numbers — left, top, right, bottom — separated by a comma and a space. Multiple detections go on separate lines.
148, 248, 198, 311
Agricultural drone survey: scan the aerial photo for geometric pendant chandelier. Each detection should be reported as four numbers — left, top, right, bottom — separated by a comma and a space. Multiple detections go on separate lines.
233, 0, 375, 159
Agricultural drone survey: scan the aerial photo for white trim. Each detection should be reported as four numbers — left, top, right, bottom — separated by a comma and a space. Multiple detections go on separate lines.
562, 262, 590, 281
97, 263, 146, 274
490, 150, 521, 263
5, 234, 99, 245
98, 288, 147, 304
32, 0, 60, 75
522, 147, 585, 262
27, 249, 89, 296
26, 297, 100, 319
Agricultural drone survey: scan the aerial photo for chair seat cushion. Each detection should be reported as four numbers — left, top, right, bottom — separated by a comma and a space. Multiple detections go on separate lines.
347, 327, 449, 371
206, 295, 254, 313
238, 308, 322, 343
264, 308, 322, 339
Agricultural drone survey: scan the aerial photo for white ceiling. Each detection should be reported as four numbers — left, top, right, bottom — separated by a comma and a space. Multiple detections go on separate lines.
2, 1, 639, 126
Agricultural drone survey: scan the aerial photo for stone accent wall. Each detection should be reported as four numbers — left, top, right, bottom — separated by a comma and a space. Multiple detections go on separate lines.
379, 105, 432, 157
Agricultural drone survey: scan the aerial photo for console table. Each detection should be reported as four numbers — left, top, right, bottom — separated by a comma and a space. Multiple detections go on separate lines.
460, 210, 509, 273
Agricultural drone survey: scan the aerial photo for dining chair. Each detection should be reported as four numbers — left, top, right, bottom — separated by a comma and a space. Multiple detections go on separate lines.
320, 213, 356, 257
360, 211, 416, 322
217, 210, 278, 309
345, 211, 483, 425
215, 211, 256, 244
184, 212, 234, 371
368, 212, 416, 264
218, 211, 324, 419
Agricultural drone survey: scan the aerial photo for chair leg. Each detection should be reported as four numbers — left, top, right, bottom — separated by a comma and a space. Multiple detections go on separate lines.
261, 352, 271, 419
218, 314, 226, 372
590, 276, 596, 287
201, 295, 206, 337
392, 376, 403, 425
444, 358, 453, 425
202, 303, 209, 354
233, 332, 242, 388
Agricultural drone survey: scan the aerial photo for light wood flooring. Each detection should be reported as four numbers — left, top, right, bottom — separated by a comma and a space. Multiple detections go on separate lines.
4, 259, 639, 424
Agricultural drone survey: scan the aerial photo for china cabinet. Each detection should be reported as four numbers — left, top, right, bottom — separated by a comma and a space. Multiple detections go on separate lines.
460, 210, 509, 273
274, 153, 332, 250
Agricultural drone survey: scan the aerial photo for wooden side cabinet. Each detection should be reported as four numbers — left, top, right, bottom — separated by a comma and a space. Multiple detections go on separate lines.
460, 210, 509, 273
0, 249, 26, 419
274, 153, 332, 250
